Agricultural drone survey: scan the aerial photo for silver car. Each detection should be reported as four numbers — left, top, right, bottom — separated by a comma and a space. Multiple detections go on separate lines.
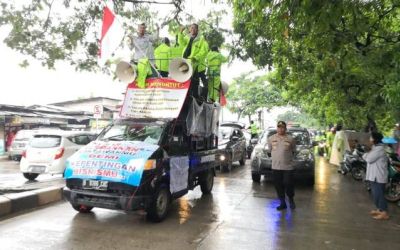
9, 130, 39, 161
250, 127, 315, 184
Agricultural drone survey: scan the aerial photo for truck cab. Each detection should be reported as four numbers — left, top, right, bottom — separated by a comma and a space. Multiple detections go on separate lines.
64, 96, 220, 222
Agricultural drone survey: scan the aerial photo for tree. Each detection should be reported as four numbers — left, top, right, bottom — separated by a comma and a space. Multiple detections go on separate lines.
232, 0, 400, 132
226, 72, 284, 121
277, 110, 321, 129
0, 0, 185, 71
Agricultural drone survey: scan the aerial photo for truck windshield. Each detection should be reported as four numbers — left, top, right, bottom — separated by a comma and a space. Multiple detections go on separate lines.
97, 121, 164, 145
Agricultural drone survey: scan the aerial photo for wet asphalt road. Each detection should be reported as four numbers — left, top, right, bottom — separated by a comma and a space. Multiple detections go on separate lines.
1, 157, 400, 250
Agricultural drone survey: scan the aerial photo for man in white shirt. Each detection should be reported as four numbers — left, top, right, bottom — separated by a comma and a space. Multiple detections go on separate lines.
129, 23, 159, 63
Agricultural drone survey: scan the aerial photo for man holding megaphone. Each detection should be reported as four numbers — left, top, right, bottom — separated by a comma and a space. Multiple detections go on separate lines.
178, 23, 209, 100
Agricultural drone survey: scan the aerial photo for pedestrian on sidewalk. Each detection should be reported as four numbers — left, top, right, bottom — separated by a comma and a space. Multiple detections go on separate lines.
363, 132, 389, 220
267, 121, 297, 210
329, 124, 350, 172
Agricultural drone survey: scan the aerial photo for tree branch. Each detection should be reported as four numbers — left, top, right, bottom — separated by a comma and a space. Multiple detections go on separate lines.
121, 0, 174, 4
43, 0, 55, 31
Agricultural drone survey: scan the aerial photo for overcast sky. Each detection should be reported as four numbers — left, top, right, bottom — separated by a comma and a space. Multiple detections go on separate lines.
0, 1, 257, 107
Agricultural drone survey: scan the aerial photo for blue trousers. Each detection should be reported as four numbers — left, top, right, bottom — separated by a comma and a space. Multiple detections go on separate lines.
370, 181, 387, 211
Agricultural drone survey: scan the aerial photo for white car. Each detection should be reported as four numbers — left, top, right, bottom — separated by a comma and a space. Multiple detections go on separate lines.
20, 131, 96, 180
9, 130, 40, 161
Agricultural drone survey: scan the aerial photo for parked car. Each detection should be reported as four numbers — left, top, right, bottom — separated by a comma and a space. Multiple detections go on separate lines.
250, 127, 315, 184
9, 130, 39, 161
220, 121, 254, 159
217, 125, 247, 172
20, 131, 96, 180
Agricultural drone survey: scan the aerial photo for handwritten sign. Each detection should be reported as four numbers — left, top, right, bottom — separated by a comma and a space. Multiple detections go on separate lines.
120, 78, 190, 119
64, 141, 159, 187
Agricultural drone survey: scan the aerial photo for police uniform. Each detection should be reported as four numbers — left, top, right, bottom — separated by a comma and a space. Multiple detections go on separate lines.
267, 121, 296, 210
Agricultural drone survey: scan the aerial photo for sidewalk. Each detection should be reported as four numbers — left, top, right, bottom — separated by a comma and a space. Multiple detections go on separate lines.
0, 185, 65, 218
0, 156, 66, 218
0, 155, 9, 161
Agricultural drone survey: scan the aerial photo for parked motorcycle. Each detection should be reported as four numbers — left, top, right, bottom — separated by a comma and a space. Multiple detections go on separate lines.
340, 144, 367, 181
384, 154, 400, 202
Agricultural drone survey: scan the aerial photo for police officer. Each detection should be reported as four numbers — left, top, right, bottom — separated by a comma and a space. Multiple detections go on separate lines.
267, 121, 296, 210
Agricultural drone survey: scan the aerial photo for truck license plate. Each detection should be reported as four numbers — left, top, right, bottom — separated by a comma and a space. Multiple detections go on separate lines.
82, 180, 108, 191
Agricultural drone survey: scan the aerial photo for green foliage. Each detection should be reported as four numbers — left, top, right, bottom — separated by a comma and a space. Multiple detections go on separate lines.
226, 72, 285, 120
232, 0, 400, 132
0, 0, 230, 72
277, 110, 322, 129
0, 1, 154, 71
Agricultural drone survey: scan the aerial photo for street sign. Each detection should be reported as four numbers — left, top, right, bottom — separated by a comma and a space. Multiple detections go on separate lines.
94, 104, 103, 118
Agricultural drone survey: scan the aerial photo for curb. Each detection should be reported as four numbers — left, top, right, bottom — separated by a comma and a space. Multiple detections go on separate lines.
0, 186, 64, 218
0, 155, 9, 162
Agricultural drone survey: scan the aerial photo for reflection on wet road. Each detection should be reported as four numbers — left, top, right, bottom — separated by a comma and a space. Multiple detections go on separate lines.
1, 157, 400, 250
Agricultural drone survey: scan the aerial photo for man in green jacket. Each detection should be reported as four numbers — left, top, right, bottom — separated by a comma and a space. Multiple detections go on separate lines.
154, 37, 171, 77
178, 23, 209, 100
206, 46, 227, 102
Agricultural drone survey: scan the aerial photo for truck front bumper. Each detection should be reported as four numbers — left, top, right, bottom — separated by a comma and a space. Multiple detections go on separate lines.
63, 188, 150, 211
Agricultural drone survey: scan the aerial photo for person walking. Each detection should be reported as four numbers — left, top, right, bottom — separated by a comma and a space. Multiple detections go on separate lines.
363, 132, 389, 220
330, 124, 350, 171
326, 126, 336, 159
267, 121, 297, 210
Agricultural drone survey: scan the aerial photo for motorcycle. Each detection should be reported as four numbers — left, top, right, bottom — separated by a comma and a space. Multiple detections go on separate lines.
384, 154, 400, 202
247, 137, 259, 159
340, 144, 367, 181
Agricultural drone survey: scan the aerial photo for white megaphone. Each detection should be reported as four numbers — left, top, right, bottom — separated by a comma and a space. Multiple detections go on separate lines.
221, 81, 229, 95
168, 58, 193, 82
115, 61, 137, 83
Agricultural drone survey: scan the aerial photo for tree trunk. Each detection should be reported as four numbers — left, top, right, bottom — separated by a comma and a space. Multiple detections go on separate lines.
237, 110, 243, 121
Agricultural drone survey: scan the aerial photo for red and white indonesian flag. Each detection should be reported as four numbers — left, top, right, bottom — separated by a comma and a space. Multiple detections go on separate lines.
99, 1, 125, 65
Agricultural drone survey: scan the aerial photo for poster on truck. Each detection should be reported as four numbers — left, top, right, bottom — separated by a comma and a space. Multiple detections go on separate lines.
64, 141, 159, 187
120, 78, 190, 119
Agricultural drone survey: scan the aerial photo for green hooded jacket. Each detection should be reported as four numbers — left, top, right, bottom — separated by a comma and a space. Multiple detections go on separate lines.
206, 51, 227, 75
154, 43, 170, 72
178, 32, 209, 72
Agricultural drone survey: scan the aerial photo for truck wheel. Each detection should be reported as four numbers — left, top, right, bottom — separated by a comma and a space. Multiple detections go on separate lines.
200, 169, 214, 194
146, 186, 171, 222
23, 173, 39, 181
72, 204, 93, 213
252, 173, 261, 182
